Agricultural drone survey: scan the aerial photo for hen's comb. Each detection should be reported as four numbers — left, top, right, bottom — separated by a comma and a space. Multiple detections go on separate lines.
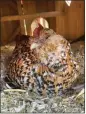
33, 23, 43, 38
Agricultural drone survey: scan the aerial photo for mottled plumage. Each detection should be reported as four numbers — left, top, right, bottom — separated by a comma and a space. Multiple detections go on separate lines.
5, 27, 79, 96
31, 28, 80, 95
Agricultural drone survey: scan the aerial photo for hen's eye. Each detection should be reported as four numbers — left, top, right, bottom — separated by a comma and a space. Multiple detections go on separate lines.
46, 36, 49, 39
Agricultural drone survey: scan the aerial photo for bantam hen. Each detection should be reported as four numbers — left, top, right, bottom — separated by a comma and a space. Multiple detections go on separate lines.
5, 24, 79, 96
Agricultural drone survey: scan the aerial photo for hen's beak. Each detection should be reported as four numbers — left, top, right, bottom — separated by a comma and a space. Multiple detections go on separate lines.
30, 43, 39, 50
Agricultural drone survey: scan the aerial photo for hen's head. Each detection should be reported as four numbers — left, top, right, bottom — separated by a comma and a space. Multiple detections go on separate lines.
33, 23, 44, 38
31, 27, 56, 50
33, 22, 56, 38
39, 28, 56, 39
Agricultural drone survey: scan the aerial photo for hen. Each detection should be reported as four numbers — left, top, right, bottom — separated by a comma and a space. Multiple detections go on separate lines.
5, 25, 79, 96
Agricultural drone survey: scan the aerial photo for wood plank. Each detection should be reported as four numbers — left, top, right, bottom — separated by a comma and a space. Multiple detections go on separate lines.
0, 1, 20, 45
55, 1, 66, 36
2, 26, 20, 45
9, 26, 20, 42
17, 1, 25, 34
23, 1, 36, 35
1, 11, 65, 22
47, 1, 56, 31
8, 1, 17, 12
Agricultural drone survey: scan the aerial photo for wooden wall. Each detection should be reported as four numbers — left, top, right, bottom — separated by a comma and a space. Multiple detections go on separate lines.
17, 1, 37, 35
1, 0, 85, 45
35, 0, 56, 31
67, 1, 84, 40
19, 0, 56, 35
55, 1, 85, 40
0, 1, 20, 45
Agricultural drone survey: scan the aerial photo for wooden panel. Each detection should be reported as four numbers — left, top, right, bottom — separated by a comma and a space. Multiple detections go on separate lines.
0, 1, 18, 16
23, 1, 36, 35
55, 1, 85, 40
36, 0, 56, 31
1, 11, 64, 22
67, 1, 85, 40
1, 0, 84, 44
23, 1, 36, 14
47, 1, 56, 31
36, 0, 48, 13
55, 1, 66, 36
1, 0, 20, 45
36, 0, 49, 29
17, 1, 25, 34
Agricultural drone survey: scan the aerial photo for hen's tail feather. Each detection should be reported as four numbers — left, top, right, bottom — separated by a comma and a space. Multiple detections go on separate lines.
4, 75, 21, 89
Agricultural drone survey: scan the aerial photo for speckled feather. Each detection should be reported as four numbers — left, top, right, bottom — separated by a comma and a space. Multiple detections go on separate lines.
5, 29, 79, 96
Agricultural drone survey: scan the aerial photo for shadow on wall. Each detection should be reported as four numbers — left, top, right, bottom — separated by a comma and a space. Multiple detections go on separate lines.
31, 17, 49, 36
